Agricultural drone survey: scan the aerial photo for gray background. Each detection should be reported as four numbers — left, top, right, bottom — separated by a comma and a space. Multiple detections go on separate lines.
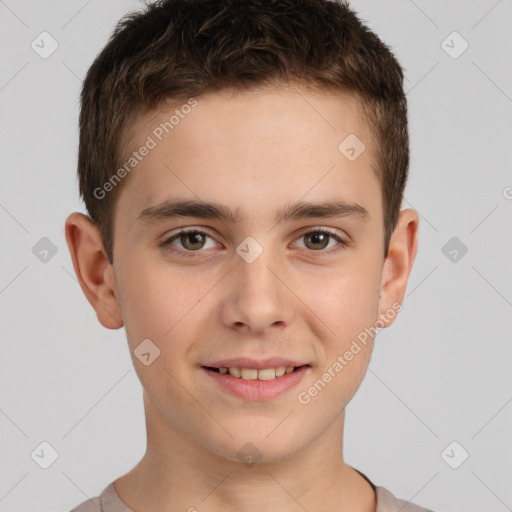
1, 1, 511, 511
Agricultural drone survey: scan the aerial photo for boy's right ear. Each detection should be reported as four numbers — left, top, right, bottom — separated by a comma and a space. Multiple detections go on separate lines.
64, 212, 123, 330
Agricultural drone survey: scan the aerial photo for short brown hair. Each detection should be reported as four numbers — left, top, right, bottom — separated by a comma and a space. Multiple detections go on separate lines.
78, 0, 409, 263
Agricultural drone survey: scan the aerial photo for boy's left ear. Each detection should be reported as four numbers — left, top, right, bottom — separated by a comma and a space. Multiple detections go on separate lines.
377, 208, 419, 328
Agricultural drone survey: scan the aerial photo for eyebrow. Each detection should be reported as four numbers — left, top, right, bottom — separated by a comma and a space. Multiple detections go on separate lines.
138, 198, 369, 225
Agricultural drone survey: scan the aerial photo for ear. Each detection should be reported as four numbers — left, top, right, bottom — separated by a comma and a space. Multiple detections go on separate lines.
377, 208, 419, 328
64, 212, 123, 329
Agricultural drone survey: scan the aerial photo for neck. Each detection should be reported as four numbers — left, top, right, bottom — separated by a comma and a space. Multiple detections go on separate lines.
114, 396, 376, 512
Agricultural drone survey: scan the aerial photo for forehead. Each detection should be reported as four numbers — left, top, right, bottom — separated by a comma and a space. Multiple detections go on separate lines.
115, 84, 380, 224
124, 84, 375, 154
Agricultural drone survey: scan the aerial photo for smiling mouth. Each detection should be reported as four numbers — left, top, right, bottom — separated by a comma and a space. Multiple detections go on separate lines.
202, 365, 309, 381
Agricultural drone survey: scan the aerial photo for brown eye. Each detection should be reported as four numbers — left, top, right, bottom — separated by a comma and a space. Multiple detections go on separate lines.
303, 231, 330, 250
179, 231, 206, 250
162, 229, 218, 253
295, 228, 346, 253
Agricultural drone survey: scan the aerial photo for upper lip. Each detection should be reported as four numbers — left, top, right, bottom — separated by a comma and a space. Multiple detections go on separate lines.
202, 357, 309, 370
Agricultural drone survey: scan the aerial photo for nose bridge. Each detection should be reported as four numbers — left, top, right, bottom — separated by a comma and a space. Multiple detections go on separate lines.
238, 239, 278, 291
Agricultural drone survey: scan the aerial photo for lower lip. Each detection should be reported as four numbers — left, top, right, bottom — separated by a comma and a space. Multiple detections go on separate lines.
201, 366, 310, 401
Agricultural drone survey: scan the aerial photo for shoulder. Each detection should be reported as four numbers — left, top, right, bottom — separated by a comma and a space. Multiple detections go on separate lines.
352, 467, 434, 512
70, 494, 101, 512
375, 485, 434, 512
70, 482, 132, 512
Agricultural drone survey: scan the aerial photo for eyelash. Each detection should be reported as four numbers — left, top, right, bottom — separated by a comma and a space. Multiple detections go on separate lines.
160, 227, 347, 257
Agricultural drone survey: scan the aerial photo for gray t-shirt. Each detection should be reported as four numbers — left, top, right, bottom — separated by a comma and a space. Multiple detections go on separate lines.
70, 469, 433, 512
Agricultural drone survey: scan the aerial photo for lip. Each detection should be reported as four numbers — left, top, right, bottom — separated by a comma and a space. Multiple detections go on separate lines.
201, 365, 310, 401
202, 357, 307, 370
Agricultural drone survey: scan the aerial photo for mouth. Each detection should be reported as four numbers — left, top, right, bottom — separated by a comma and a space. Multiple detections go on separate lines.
201, 363, 311, 401
202, 365, 310, 381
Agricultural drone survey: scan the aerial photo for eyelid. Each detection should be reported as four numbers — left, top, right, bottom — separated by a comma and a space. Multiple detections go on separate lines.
295, 225, 340, 237
163, 226, 217, 239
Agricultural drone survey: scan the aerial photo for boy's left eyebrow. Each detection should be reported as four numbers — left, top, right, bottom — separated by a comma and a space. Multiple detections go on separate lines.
137, 198, 369, 224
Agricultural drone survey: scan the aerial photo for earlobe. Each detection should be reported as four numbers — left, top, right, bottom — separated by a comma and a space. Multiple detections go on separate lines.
64, 212, 124, 329
377, 208, 419, 328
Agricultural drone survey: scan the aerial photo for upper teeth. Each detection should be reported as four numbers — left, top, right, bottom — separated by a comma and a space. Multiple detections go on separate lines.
219, 366, 296, 380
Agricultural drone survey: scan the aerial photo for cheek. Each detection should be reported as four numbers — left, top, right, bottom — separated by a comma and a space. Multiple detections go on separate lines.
306, 258, 381, 340
116, 264, 207, 402
116, 260, 207, 350
299, 256, 380, 400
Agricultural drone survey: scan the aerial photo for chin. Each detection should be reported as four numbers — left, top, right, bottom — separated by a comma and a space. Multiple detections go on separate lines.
201, 422, 309, 466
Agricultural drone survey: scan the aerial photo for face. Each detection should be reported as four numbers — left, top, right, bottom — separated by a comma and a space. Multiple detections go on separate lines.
103, 85, 398, 463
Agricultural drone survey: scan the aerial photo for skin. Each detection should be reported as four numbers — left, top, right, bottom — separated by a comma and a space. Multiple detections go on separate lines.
65, 83, 419, 512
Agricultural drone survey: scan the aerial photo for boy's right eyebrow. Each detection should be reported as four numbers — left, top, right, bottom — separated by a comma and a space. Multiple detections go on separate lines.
137, 198, 369, 225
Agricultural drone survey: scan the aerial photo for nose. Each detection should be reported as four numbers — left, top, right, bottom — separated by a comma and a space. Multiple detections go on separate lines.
219, 242, 295, 335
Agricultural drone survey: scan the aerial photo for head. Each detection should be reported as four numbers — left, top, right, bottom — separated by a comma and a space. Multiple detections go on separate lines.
66, 0, 418, 465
